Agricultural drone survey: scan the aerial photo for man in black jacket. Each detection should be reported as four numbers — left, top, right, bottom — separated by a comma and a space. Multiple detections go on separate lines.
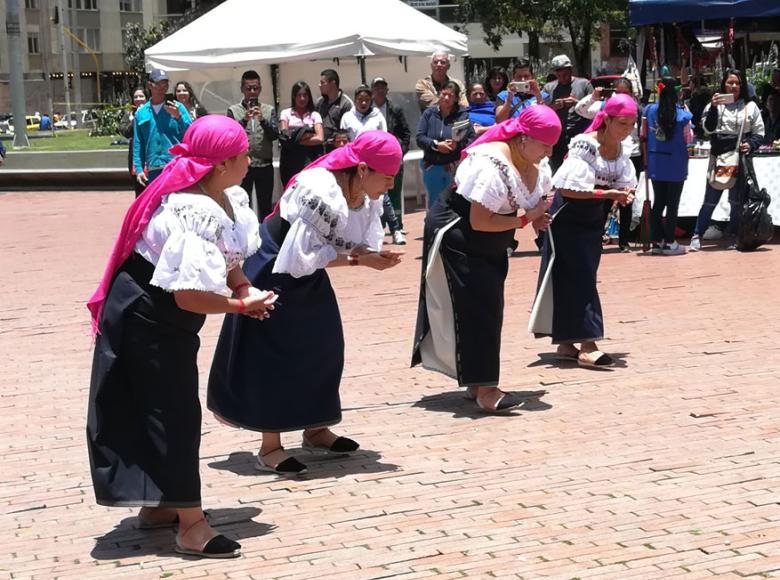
372, 77, 411, 243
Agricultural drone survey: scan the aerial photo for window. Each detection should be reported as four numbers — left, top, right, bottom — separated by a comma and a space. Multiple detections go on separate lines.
74, 28, 100, 52
68, 0, 97, 9
120, 0, 142, 11
27, 33, 40, 54
25, 0, 39, 9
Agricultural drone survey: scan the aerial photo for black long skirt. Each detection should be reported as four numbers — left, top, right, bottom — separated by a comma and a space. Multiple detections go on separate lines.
411, 190, 515, 388
529, 195, 605, 344
207, 213, 344, 432
86, 254, 206, 507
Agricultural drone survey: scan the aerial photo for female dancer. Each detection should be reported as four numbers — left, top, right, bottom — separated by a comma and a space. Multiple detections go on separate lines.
208, 131, 404, 475
529, 94, 637, 369
412, 106, 561, 412
86, 116, 277, 558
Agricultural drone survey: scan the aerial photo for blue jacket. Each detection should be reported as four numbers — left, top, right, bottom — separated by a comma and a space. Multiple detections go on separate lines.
468, 102, 496, 128
132, 101, 192, 174
645, 104, 692, 182
0, 139, 6, 158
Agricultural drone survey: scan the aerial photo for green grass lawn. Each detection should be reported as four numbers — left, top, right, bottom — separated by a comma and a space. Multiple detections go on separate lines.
6, 130, 122, 152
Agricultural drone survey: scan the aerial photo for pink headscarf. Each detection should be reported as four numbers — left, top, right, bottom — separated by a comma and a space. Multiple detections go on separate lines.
87, 115, 249, 334
285, 130, 402, 189
583, 93, 638, 133
461, 105, 562, 160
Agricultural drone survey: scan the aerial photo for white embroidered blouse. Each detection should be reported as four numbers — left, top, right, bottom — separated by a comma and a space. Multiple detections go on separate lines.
273, 167, 384, 278
455, 150, 553, 214
135, 185, 261, 295
552, 134, 637, 192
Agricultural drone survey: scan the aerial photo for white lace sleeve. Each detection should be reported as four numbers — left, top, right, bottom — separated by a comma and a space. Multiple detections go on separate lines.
539, 159, 554, 197
552, 157, 596, 192
273, 168, 348, 278
614, 155, 638, 190
224, 185, 261, 260
150, 205, 229, 293
455, 154, 511, 213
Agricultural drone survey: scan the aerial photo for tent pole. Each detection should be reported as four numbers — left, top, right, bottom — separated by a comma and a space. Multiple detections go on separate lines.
359, 56, 367, 85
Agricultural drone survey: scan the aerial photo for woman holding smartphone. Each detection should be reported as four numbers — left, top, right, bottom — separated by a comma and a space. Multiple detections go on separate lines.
279, 81, 324, 187
689, 69, 764, 251
208, 131, 404, 476
529, 94, 637, 369
412, 106, 561, 412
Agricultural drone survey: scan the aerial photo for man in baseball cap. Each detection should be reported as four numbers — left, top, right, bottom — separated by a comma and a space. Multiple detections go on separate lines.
148, 68, 169, 83
542, 54, 593, 170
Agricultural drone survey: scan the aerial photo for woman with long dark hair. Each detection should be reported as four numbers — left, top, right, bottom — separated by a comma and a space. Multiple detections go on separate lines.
689, 69, 764, 251
483, 66, 509, 102
119, 87, 148, 197
529, 94, 637, 369
642, 77, 693, 255
279, 81, 324, 187
175, 81, 208, 120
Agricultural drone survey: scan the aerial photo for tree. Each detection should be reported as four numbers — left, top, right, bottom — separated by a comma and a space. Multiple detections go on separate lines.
123, 21, 173, 80
458, 0, 629, 75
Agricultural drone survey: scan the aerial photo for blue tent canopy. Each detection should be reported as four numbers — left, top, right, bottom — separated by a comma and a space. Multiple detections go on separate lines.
629, 0, 780, 26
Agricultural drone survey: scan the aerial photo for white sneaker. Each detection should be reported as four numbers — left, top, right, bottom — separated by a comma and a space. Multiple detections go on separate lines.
392, 231, 406, 245
689, 236, 701, 252
662, 242, 686, 255
702, 225, 723, 240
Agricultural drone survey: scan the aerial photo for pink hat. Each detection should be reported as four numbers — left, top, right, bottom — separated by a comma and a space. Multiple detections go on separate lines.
583, 93, 638, 133
87, 115, 249, 335
286, 130, 402, 189
462, 105, 562, 160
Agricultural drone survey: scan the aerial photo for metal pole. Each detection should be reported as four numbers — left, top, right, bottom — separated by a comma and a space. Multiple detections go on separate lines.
6, 0, 30, 148
39, 0, 55, 133
56, 0, 73, 128
68, 4, 83, 128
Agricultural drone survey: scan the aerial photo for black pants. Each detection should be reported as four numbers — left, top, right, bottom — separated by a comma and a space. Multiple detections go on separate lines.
241, 165, 275, 221
650, 180, 684, 245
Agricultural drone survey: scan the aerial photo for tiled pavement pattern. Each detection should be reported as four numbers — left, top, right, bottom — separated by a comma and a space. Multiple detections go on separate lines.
2, 190, 780, 580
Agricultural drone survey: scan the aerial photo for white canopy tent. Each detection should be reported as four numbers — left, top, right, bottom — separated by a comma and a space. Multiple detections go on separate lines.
145, 0, 468, 71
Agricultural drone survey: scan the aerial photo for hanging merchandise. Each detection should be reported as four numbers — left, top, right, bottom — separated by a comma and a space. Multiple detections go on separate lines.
622, 54, 643, 98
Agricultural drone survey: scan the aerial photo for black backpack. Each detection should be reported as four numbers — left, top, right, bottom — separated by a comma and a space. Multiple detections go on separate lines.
736, 155, 774, 252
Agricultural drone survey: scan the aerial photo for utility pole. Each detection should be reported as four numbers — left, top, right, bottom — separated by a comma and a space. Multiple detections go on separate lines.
68, 3, 83, 128
39, 0, 55, 128
6, 0, 30, 148
55, 0, 73, 129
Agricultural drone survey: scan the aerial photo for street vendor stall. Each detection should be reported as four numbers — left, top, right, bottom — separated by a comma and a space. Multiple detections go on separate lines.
635, 152, 780, 225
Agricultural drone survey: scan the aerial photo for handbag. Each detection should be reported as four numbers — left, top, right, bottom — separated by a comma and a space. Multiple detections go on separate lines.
736, 156, 774, 252
707, 105, 746, 191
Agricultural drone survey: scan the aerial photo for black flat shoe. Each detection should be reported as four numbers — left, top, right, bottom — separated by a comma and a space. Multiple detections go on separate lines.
255, 451, 308, 475
578, 352, 615, 369
476, 392, 521, 413
175, 534, 241, 559
302, 435, 359, 455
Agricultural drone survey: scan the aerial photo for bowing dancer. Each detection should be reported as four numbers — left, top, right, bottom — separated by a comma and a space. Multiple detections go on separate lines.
208, 131, 404, 476
411, 106, 561, 413
86, 116, 278, 558
529, 94, 637, 369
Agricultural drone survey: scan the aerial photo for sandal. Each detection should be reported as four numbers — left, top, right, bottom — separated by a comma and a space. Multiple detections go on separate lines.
577, 351, 615, 369
255, 447, 308, 475
302, 434, 359, 456
464, 386, 477, 400
476, 391, 521, 414
553, 347, 580, 362
137, 513, 179, 530
175, 518, 241, 559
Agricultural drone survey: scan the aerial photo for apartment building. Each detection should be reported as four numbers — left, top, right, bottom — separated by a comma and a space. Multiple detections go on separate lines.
0, 0, 199, 113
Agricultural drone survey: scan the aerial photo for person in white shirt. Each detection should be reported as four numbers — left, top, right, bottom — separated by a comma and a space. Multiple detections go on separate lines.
340, 85, 387, 142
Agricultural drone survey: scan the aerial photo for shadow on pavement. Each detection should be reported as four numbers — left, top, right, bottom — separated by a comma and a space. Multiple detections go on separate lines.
90, 506, 273, 560
412, 389, 551, 418
209, 449, 400, 480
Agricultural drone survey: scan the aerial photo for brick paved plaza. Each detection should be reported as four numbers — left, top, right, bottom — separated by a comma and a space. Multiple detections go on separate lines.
2, 190, 780, 579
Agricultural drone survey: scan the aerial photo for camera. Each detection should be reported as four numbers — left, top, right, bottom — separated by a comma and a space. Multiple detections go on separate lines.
509, 81, 530, 93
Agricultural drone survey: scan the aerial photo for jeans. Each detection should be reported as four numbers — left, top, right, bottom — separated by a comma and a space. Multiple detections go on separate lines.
387, 167, 404, 229
422, 162, 454, 209
694, 181, 741, 237
380, 193, 402, 233
241, 164, 275, 221
650, 180, 684, 244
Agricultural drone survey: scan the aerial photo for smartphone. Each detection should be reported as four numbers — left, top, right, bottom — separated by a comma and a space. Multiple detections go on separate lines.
601, 88, 615, 98
721, 93, 735, 104
247, 98, 259, 109
509, 80, 530, 93
164, 93, 175, 105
